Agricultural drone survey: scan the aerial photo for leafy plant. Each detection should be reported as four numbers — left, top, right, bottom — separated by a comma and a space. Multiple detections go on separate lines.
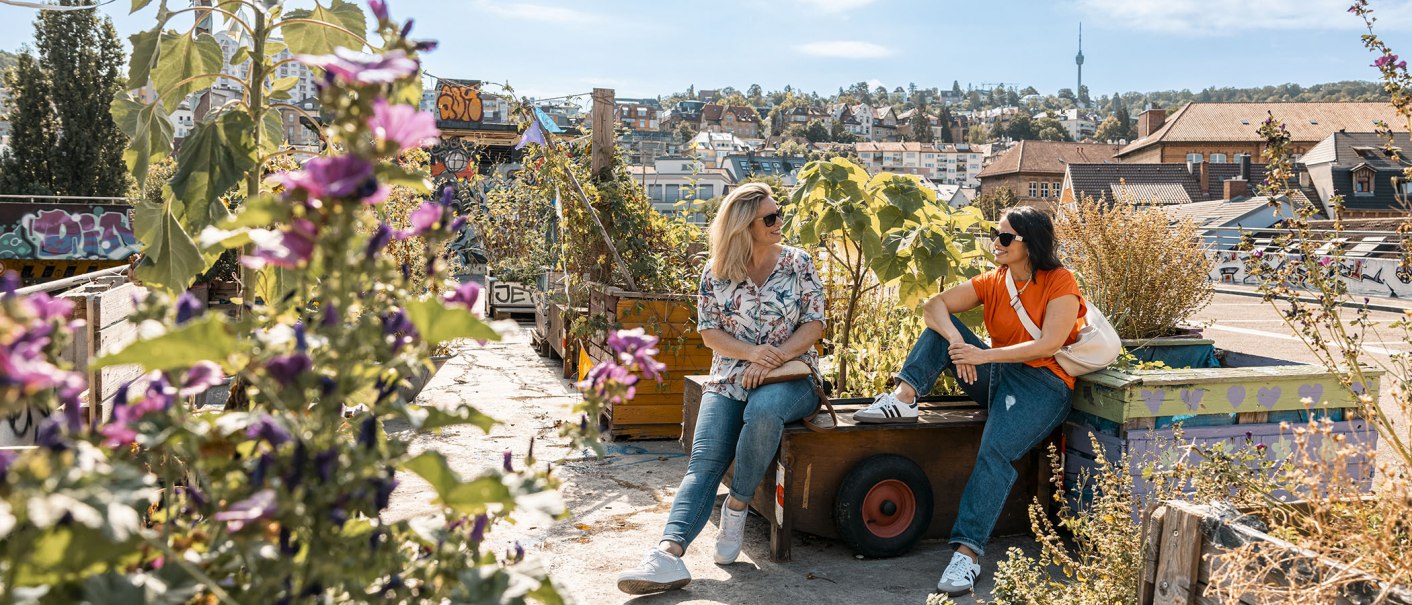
1055, 196, 1214, 340
787, 157, 991, 394
471, 171, 557, 286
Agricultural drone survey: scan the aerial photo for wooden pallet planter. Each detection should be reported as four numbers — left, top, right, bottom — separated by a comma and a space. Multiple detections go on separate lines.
1139, 499, 1412, 605
1065, 352, 1382, 513
60, 278, 148, 424
487, 274, 535, 318
682, 376, 1051, 561
532, 294, 585, 378
578, 283, 710, 441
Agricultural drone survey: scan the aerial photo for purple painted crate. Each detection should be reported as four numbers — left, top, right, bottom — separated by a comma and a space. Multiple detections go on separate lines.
1063, 419, 1377, 514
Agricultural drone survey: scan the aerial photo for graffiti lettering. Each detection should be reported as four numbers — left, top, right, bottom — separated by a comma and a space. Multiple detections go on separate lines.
0, 205, 140, 261
437, 82, 484, 123
1214, 251, 1412, 299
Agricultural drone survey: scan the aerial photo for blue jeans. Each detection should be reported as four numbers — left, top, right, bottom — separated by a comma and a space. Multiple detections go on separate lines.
896, 315, 1072, 557
662, 378, 820, 550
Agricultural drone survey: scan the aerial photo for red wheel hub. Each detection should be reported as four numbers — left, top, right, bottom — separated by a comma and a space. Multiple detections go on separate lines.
861, 479, 916, 538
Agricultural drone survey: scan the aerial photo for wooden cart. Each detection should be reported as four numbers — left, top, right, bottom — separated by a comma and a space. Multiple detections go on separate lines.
682, 376, 1052, 562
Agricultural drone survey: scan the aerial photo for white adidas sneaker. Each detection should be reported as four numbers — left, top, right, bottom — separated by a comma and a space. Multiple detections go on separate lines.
852, 392, 919, 424
616, 547, 691, 595
936, 550, 981, 596
714, 499, 748, 564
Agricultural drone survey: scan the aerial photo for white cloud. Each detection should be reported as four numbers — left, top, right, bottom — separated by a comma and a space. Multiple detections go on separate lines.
1074, 0, 1412, 34
796, 41, 895, 59
475, 1, 602, 24
796, 0, 881, 14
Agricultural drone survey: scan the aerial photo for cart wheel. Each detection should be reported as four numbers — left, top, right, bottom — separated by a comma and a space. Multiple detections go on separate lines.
833, 454, 933, 558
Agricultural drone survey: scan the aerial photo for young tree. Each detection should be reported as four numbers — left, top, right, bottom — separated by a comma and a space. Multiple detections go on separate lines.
937, 106, 955, 143
1093, 115, 1126, 142
35, 0, 129, 197
828, 118, 856, 143
747, 83, 763, 104
0, 52, 58, 195
952, 80, 962, 95
966, 122, 991, 144
874, 85, 890, 104
1005, 114, 1035, 140
910, 103, 934, 144
803, 119, 830, 143
1034, 113, 1073, 141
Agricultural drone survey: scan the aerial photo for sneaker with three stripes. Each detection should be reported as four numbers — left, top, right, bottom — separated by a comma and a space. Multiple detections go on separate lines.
851, 391, 919, 424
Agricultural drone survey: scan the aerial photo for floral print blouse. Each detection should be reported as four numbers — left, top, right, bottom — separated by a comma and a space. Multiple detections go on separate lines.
697, 245, 827, 401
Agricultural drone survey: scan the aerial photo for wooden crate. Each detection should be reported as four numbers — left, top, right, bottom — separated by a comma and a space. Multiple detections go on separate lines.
1139, 500, 1412, 605
580, 284, 711, 441
59, 278, 147, 424
532, 294, 584, 379
682, 376, 1052, 562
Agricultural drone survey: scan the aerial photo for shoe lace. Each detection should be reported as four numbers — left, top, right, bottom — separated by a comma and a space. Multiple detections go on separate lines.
867, 394, 897, 410
942, 555, 976, 582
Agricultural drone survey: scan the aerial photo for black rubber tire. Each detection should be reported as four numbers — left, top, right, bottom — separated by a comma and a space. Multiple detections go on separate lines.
833, 454, 934, 558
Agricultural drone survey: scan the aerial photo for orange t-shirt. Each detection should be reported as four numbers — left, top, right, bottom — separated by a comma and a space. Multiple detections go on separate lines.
970, 266, 1087, 389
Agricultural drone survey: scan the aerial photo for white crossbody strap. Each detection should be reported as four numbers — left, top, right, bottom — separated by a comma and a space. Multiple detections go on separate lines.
1004, 269, 1044, 341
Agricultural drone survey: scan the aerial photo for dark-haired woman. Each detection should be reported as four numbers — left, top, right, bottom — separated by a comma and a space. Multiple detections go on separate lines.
852, 206, 1086, 597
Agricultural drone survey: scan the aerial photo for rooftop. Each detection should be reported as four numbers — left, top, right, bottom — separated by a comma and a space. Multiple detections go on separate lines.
1119, 102, 1405, 158
977, 140, 1122, 178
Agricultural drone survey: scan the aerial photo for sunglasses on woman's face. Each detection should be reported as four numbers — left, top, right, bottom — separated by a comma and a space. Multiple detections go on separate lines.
757, 212, 781, 228
990, 227, 1024, 247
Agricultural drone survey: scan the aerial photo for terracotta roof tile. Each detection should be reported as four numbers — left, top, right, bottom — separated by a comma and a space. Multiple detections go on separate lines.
1119, 102, 1405, 157
976, 140, 1121, 178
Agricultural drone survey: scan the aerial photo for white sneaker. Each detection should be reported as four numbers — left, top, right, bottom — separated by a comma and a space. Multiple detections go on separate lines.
852, 392, 919, 424
714, 499, 748, 564
616, 547, 690, 595
936, 551, 981, 596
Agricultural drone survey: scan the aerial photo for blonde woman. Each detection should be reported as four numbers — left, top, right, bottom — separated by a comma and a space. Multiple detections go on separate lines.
617, 182, 827, 595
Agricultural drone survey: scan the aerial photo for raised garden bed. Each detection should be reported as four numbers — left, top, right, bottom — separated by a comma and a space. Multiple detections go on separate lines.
1139, 499, 1412, 605
578, 283, 710, 440
486, 274, 535, 319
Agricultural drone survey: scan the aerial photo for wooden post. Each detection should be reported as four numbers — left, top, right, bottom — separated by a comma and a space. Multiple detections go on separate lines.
1151, 502, 1204, 605
590, 88, 615, 181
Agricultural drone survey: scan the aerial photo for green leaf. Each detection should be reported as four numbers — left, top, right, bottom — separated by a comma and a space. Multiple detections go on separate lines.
267, 75, 299, 100
402, 299, 500, 344
111, 95, 174, 186
281, 0, 367, 56
223, 193, 290, 228
127, 29, 161, 87
131, 0, 153, 11
94, 315, 242, 371
375, 162, 431, 195
401, 452, 515, 514
152, 31, 224, 109
171, 110, 257, 226
402, 403, 497, 433
132, 198, 208, 293
230, 46, 251, 71
260, 108, 285, 153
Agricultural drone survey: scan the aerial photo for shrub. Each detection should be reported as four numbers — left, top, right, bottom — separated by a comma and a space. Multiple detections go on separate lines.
1055, 196, 1214, 340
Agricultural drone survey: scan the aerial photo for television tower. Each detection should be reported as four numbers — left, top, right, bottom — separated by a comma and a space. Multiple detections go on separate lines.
1076, 23, 1085, 108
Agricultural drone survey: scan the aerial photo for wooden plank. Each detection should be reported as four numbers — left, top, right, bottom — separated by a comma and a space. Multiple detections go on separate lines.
1153, 502, 1204, 605
1073, 368, 1375, 423
605, 403, 685, 426
1139, 504, 1169, 605
91, 282, 145, 331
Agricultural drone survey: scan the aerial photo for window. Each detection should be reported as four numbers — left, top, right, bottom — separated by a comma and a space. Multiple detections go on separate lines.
698, 185, 714, 199
1029, 182, 1038, 197
1186, 153, 1204, 163
1040, 182, 1050, 198
1354, 170, 1374, 195
1401, 180, 1412, 197
664, 184, 683, 203
647, 185, 664, 202
1210, 153, 1228, 164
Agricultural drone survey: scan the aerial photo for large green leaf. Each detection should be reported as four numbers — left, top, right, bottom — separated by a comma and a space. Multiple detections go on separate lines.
401, 403, 497, 433
94, 315, 242, 371
152, 31, 224, 109
402, 299, 500, 344
111, 95, 174, 186
133, 198, 208, 293
260, 108, 285, 153
280, 0, 367, 56
127, 29, 161, 88
401, 452, 515, 515
171, 110, 256, 226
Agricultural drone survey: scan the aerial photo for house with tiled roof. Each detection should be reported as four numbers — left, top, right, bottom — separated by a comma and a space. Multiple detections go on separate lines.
1060, 156, 1271, 206
700, 104, 761, 139
1302, 131, 1412, 218
976, 140, 1122, 208
1117, 102, 1405, 164
871, 106, 900, 142
855, 142, 985, 186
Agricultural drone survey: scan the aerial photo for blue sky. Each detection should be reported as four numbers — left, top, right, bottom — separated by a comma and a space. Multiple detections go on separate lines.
3, 0, 1412, 101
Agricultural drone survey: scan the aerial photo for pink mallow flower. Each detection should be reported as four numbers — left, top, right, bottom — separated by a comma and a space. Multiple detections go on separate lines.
279, 155, 387, 205
369, 98, 439, 153
607, 328, 666, 381
298, 48, 418, 86
443, 281, 480, 309
214, 489, 278, 533
243, 219, 319, 270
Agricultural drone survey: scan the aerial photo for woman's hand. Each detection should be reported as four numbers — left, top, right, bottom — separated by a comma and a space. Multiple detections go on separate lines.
748, 344, 787, 369
948, 343, 989, 384
741, 363, 771, 389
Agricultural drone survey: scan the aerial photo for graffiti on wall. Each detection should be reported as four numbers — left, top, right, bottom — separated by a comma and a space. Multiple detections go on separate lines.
0, 204, 140, 260
1212, 250, 1412, 299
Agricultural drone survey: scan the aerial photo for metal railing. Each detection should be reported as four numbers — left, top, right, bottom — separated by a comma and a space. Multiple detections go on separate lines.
0, 194, 134, 204
14, 265, 128, 296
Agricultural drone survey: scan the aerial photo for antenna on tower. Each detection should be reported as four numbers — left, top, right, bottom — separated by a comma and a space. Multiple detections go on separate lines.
1075, 23, 1085, 109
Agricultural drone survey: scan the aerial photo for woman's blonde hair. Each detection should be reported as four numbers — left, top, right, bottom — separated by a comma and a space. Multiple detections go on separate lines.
708, 182, 773, 283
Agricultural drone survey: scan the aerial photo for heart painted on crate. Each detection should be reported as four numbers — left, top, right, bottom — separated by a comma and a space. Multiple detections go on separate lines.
1226, 385, 1246, 410
1352, 381, 1367, 395
1297, 384, 1324, 405
1256, 386, 1282, 410
1140, 389, 1165, 414
1179, 388, 1207, 413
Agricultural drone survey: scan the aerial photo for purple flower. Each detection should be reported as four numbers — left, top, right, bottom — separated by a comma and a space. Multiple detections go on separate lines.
1374, 54, 1407, 69
213, 489, 278, 533
400, 19, 414, 38
413, 39, 437, 52
1252, 249, 1264, 258
321, 302, 340, 328
179, 361, 224, 397
1319, 256, 1334, 267
607, 328, 667, 381
365, 224, 393, 260
175, 292, 204, 324
294, 322, 308, 352
0, 449, 15, 481
395, 202, 445, 240
1, 270, 17, 295
244, 219, 319, 270
577, 360, 639, 404
359, 416, 377, 451
444, 281, 481, 309
246, 415, 292, 447
297, 48, 418, 86
502, 450, 513, 472
99, 421, 139, 449
293, 155, 385, 202
470, 513, 488, 543
372, 476, 399, 510
369, 98, 440, 153
381, 308, 418, 353
315, 449, 338, 483
266, 353, 312, 386
27, 292, 74, 322
368, 0, 389, 22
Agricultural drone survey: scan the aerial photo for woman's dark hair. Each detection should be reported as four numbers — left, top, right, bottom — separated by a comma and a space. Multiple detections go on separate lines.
1003, 206, 1062, 271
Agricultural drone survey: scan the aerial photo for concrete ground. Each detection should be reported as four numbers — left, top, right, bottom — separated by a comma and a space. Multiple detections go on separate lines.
386, 325, 1040, 605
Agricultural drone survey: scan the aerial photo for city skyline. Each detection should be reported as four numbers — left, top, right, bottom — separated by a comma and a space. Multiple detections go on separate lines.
0, 0, 1410, 102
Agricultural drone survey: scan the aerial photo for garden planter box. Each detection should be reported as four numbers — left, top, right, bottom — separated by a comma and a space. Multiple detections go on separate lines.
1139, 499, 1412, 605
486, 275, 535, 318
1064, 352, 1381, 512
681, 376, 1052, 562
578, 283, 711, 441
1122, 336, 1219, 369
398, 354, 453, 402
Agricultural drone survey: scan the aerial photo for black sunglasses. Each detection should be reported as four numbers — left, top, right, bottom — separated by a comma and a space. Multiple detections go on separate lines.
990, 227, 1024, 247
757, 212, 781, 228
